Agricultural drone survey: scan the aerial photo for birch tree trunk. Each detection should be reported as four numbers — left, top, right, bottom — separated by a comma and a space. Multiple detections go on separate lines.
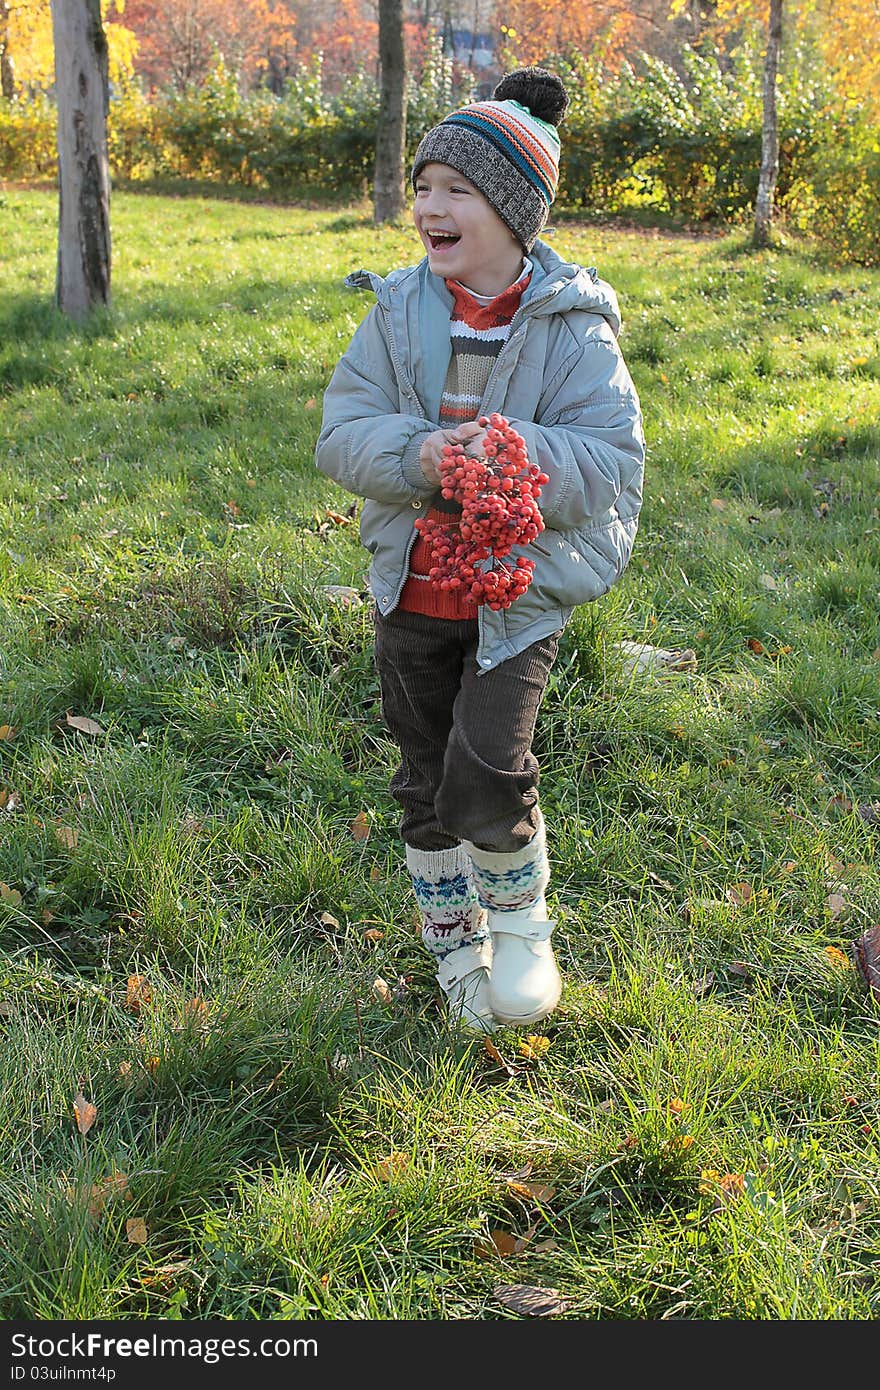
374, 0, 407, 224
1, 2, 15, 99
50, 0, 111, 319
753, 0, 784, 248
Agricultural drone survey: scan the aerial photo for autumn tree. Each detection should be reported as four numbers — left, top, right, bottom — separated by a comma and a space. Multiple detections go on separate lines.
1, 0, 135, 93
753, 0, 783, 245
50, 0, 111, 319
374, 0, 407, 222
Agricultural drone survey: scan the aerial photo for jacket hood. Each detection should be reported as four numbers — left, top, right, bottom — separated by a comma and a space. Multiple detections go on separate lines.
344, 237, 622, 338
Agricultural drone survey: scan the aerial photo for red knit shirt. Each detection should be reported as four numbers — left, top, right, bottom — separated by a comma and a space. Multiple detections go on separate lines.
399, 269, 530, 619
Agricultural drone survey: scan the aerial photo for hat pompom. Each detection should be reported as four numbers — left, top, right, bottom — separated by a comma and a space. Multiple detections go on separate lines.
492, 67, 569, 127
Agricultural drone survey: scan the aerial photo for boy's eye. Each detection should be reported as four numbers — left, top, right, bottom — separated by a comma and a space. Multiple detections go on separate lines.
450, 186, 470, 195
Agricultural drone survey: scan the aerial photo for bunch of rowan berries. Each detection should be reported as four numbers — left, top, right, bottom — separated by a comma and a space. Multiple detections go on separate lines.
414, 413, 549, 610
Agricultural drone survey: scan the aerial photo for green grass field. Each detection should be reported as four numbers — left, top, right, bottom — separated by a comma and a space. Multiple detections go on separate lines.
1, 187, 879, 1320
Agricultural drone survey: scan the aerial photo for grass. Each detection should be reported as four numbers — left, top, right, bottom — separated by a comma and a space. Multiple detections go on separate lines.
0, 187, 879, 1321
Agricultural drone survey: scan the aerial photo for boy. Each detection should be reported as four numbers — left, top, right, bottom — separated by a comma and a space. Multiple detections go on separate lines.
316, 67, 645, 1032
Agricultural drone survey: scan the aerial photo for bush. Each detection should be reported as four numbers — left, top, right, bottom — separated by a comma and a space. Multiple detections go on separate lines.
784, 108, 880, 266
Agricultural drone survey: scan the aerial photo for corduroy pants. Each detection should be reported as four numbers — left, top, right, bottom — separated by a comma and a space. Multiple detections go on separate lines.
373, 605, 559, 854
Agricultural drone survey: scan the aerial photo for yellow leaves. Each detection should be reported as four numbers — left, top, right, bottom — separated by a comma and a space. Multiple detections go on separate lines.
349, 810, 371, 841
669, 1097, 687, 1116
0, 724, 16, 741
125, 974, 153, 1014
516, 1034, 551, 1060
73, 1092, 97, 1136
505, 1178, 556, 1205
825, 945, 850, 970
699, 1169, 746, 1204
371, 1152, 409, 1182
362, 928, 383, 944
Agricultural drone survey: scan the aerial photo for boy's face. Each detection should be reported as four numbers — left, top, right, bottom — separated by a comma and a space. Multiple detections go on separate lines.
413, 162, 524, 297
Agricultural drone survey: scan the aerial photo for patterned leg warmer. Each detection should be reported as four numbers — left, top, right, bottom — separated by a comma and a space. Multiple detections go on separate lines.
463, 811, 550, 914
406, 844, 489, 961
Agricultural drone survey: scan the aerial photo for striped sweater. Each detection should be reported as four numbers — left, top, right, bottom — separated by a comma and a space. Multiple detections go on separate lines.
399, 263, 531, 619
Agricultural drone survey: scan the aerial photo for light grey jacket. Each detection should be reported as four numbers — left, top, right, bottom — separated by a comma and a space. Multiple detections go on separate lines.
315, 239, 645, 673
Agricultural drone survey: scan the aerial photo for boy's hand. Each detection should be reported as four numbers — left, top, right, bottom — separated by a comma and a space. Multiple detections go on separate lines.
418, 422, 489, 485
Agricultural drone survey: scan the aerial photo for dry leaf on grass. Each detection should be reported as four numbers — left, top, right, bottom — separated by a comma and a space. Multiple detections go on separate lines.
371, 976, 392, 1005
0, 725, 16, 741
372, 1152, 409, 1181
726, 882, 753, 907
505, 1179, 556, 1204
474, 1225, 536, 1259
853, 925, 880, 1004
493, 1283, 569, 1317
516, 1034, 551, 1060
362, 928, 384, 943
126, 1217, 148, 1245
728, 961, 752, 978
826, 892, 848, 920
0, 883, 22, 906
825, 945, 850, 970
125, 975, 153, 1014
65, 712, 105, 736
54, 824, 79, 849
482, 1038, 518, 1077
350, 810, 371, 840
73, 1092, 97, 1135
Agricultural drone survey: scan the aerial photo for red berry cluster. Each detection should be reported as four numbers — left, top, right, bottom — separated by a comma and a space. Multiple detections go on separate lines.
414, 414, 550, 610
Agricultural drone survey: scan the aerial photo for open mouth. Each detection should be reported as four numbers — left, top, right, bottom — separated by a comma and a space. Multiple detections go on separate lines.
427, 231, 461, 251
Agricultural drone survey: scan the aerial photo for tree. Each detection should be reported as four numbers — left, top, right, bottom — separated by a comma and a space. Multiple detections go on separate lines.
50, 0, 111, 319
374, 0, 407, 223
753, 0, 782, 246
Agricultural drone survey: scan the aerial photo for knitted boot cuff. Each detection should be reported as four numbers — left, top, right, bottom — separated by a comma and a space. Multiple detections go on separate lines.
405, 843, 470, 881
463, 808, 546, 872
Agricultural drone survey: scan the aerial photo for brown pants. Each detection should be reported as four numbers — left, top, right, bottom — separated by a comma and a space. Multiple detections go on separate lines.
373, 606, 559, 854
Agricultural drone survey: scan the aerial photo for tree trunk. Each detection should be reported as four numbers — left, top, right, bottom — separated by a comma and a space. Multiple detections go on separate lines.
50, 0, 111, 319
753, 0, 783, 248
374, 0, 407, 224
1, 1, 15, 99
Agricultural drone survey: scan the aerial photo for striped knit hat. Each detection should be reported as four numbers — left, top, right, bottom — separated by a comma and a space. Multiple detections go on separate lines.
411, 67, 569, 252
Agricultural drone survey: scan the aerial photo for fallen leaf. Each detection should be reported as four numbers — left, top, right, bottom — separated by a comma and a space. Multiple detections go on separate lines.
493, 1283, 569, 1317
759, 574, 778, 590
41, 907, 55, 925
371, 976, 392, 1005
350, 811, 371, 841
126, 1217, 148, 1245
181, 996, 209, 1029
825, 945, 850, 969
0, 883, 22, 906
372, 1152, 409, 1181
362, 928, 383, 943
65, 712, 105, 736
320, 585, 362, 608
728, 961, 752, 978
505, 1179, 556, 1204
826, 892, 847, 920
369, 864, 382, 882
304, 396, 317, 409
145, 1055, 161, 1075
474, 1226, 535, 1259
73, 1092, 97, 1135
318, 911, 340, 931
710, 497, 727, 511
54, 824, 79, 849
324, 509, 351, 526
0, 725, 16, 740
700, 1170, 745, 1202
517, 1034, 551, 1060
780, 860, 797, 874
669, 1097, 687, 1115
853, 925, 880, 1004
746, 637, 765, 654
483, 1037, 517, 1077
726, 882, 753, 907
125, 975, 153, 1014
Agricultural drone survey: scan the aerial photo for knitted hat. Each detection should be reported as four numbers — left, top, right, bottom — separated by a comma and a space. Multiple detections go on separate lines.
411, 66, 569, 252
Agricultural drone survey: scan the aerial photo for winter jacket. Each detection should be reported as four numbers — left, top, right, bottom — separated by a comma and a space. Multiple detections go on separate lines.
315, 238, 645, 673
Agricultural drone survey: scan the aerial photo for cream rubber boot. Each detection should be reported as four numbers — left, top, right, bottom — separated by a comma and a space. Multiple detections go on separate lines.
437, 934, 496, 1033
487, 897, 561, 1026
